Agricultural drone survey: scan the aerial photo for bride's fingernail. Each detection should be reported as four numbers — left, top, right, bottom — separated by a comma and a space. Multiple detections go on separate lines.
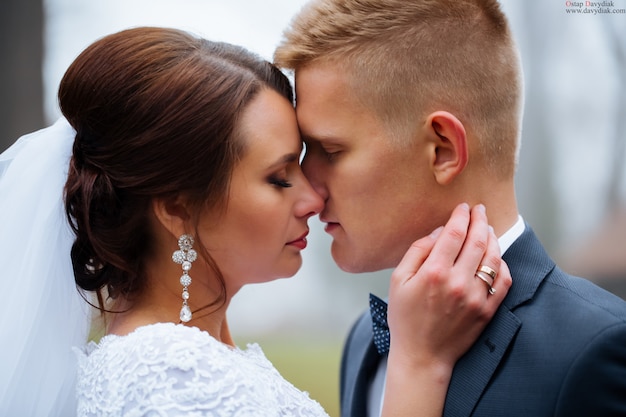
431, 226, 444, 238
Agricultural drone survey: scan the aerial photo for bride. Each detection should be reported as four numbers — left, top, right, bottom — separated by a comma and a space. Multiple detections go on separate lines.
0, 27, 510, 416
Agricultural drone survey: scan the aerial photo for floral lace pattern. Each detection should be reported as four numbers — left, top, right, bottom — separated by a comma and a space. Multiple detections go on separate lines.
76, 323, 329, 417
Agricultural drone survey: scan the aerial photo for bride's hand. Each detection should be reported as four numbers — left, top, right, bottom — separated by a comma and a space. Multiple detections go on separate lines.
381, 203, 512, 417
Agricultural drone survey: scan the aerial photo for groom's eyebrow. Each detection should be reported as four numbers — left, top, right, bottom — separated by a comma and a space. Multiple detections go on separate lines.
301, 133, 330, 144
300, 133, 317, 143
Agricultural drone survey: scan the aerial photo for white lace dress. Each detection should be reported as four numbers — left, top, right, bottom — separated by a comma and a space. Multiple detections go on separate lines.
75, 323, 329, 417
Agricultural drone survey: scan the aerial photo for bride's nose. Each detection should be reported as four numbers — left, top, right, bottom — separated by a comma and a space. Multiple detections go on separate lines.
296, 178, 324, 219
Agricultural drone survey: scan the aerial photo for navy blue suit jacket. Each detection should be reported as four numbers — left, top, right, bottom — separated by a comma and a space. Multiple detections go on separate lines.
340, 226, 626, 416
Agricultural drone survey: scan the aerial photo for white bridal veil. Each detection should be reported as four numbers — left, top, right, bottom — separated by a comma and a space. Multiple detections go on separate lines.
0, 118, 91, 416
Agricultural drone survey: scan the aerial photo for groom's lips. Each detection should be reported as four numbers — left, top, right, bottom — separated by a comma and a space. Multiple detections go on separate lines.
320, 213, 340, 233
322, 219, 340, 234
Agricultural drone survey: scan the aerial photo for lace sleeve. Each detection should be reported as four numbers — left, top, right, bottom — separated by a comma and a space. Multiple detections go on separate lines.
76, 323, 329, 417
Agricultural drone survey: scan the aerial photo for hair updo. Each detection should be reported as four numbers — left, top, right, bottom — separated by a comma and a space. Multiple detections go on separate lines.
60, 27, 293, 309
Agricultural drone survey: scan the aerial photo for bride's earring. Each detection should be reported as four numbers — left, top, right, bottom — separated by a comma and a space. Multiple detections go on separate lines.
172, 234, 197, 322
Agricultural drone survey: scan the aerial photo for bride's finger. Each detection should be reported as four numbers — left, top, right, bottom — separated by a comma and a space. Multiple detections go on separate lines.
426, 203, 471, 268
453, 204, 490, 274
392, 202, 471, 287
486, 257, 512, 308
391, 225, 441, 284
474, 228, 512, 311
465, 224, 500, 296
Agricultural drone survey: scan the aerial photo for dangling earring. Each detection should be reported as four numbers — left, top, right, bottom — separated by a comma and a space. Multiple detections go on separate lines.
172, 234, 197, 322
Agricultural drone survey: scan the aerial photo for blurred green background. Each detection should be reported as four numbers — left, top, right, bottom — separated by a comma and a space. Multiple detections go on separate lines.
248, 338, 342, 417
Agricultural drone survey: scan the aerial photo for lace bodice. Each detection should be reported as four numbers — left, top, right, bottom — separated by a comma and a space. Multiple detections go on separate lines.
76, 323, 329, 417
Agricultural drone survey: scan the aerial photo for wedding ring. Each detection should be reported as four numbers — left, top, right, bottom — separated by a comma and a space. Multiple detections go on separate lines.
475, 270, 494, 286
478, 264, 497, 281
475, 271, 496, 295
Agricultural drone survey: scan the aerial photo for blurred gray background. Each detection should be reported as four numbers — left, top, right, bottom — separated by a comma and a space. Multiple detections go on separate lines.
2, 0, 625, 342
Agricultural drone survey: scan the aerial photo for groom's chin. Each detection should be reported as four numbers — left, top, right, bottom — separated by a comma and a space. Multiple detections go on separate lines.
331, 245, 386, 274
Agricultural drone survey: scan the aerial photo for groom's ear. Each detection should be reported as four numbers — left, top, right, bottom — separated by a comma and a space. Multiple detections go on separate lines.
424, 111, 468, 185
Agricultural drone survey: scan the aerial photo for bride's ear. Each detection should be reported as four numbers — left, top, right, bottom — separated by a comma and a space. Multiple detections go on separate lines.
151, 196, 191, 239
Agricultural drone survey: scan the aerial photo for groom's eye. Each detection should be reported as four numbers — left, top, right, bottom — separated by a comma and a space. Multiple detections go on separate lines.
321, 147, 341, 162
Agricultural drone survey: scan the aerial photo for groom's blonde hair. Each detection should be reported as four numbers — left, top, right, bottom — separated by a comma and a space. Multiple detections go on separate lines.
274, 0, 523, 177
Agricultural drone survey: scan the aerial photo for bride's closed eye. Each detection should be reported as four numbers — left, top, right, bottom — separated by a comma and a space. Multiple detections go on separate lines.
268, 175, 293, 188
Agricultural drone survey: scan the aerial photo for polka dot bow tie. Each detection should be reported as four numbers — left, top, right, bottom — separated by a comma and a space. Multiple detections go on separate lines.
369, 293, 390, 355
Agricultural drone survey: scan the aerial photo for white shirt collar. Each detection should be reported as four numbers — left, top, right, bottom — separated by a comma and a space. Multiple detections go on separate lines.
498, 215, 525, 255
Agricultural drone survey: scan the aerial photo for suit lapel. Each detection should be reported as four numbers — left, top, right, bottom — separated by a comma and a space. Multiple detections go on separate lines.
443, 306, 521, 416
343, 312, 381, 417
443, 225, 555, 416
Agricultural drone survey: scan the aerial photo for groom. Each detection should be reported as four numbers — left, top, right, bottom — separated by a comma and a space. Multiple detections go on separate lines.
274, 0, 626, 416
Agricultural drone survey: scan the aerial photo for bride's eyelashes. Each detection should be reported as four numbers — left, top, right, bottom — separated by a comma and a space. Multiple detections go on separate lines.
268, 176, 293, 188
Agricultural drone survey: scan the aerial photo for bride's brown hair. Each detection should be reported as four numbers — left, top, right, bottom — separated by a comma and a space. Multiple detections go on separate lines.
60, 27, 293, 313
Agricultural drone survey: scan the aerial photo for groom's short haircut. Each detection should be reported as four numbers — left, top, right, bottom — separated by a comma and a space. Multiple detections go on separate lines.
274, 0, 523, 177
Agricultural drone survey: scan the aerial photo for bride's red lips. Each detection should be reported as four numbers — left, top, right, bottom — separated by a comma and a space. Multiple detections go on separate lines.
287, 231, 309, 249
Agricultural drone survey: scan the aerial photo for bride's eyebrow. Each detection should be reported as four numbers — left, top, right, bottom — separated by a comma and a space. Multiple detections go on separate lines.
267, 153, 299, 169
